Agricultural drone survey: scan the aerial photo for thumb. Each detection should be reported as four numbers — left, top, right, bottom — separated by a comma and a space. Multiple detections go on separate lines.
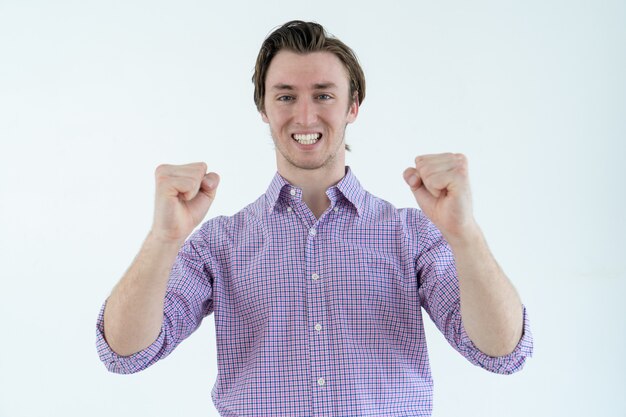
402, 168, 435, 211
185, 172, 220, 224
403, 167, 422, 191
200, 172, 220, 199
187, 172, 220, 214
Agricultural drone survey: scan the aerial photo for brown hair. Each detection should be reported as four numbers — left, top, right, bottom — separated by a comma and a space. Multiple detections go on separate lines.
253, 20, 366, 114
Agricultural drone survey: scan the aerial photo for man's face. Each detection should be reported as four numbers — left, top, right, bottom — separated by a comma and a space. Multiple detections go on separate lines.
261, 50, 358, 174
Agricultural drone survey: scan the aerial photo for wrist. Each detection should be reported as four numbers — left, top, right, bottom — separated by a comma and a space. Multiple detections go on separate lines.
146, 229, 187, 249
444, 220, 484, 250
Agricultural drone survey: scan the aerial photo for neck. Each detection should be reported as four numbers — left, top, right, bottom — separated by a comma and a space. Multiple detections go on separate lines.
278, 163, 346, 219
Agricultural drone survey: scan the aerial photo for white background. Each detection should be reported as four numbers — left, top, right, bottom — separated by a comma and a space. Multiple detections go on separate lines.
1, 1, 625, 416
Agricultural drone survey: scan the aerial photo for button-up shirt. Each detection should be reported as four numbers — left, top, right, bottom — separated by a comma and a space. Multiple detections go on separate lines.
96, 167, 533, 417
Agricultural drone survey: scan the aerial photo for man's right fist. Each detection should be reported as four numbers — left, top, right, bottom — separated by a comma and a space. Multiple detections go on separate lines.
151, 162, 219, 243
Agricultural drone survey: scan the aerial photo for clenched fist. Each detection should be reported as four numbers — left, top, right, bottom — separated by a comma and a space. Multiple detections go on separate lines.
151, 162, 219, 243
403, 153, 477, 244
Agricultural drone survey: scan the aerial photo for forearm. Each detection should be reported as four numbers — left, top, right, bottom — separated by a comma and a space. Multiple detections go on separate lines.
449, 224, 524, 357
103, 232, 184, 356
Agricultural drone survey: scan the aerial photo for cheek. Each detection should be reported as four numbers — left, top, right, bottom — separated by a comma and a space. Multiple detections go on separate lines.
322, 102, 351, 121
265, 108, 290, 125
324, 111, 348, 127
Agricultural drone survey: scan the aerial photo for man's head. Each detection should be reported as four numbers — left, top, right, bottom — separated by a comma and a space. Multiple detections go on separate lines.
253, 20, 366, 115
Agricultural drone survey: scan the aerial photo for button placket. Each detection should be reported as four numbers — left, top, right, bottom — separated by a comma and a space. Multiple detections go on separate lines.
304, 217, 330, 400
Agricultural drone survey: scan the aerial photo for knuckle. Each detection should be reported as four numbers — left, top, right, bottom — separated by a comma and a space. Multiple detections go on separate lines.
190, 162, 207, 177
455, 153, 468, 170
420, 164, 434, 178
155, 164, 169, 176
155, 164, 171, 183
181, 177, 197, 190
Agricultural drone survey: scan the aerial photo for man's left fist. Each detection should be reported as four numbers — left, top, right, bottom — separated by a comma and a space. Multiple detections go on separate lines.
403, 153, 477, 243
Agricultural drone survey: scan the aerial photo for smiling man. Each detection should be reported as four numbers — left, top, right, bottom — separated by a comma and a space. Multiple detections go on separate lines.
97, 20, 533, 416
261, 49, 358, 217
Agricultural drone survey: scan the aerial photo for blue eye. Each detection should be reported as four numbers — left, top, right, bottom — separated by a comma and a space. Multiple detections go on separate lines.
278, 95, 294, 102
317, 94, 332, 100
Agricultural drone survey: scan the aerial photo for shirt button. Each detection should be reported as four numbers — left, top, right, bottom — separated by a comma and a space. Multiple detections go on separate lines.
314, 323, 322, 331
317, 377, 326, 386
309, 228, 317, 236
290, 188, 296, 196
287, 206, 292, 212
333, 207, 339, 212
312, 273, 320, 281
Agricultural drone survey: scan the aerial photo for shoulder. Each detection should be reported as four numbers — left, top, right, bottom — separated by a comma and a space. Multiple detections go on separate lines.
189, 194, 267, 250
361, 190, 423, 226
361, 191, 443, 246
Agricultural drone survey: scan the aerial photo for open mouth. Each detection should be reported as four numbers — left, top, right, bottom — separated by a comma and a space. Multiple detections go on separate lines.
292, 133, 321, 145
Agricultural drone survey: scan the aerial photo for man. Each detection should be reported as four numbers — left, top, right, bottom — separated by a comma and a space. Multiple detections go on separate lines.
97, 20, 533, 416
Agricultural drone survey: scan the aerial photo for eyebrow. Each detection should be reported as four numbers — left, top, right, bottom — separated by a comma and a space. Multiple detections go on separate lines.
270, 82, 339, 91
312, 82, 338, 90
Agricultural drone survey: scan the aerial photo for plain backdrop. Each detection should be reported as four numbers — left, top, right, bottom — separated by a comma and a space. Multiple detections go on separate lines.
1, 1, 625, 416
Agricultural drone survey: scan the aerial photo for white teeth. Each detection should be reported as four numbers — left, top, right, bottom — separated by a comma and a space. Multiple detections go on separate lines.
293, 133, 321, 145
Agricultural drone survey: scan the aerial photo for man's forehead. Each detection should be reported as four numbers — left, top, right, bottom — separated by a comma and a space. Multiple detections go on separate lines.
265, 51, 350, 89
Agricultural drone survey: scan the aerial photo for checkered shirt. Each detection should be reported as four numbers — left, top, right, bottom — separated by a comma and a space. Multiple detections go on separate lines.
97, 167, 533, 416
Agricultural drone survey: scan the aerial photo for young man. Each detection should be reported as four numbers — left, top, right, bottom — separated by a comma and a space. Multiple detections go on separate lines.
97, 20, 533, 416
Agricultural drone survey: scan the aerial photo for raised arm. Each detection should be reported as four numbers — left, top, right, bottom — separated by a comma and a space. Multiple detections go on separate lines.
103, 163, 219, 356
403, 153, 523, 357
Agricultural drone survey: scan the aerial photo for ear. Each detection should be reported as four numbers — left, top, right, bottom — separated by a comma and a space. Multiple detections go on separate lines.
346, 93, 359, 124
260, 110, 269, 124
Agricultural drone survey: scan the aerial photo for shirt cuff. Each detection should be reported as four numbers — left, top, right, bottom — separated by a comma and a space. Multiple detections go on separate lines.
95, 300, 166, 374
458, 306, 534, 375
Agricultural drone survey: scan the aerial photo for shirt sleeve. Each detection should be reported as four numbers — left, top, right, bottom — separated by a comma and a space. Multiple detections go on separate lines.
410, 209, 533, 375
95, 227, 216, 374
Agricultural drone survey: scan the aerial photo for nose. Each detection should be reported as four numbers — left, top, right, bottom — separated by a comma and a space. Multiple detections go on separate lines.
293, 98, 317, 126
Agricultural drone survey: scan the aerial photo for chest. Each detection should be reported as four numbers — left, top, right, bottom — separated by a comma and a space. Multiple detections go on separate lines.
215, 216, 417, 321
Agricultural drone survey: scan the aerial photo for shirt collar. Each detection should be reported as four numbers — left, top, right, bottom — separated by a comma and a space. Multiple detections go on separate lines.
265, 166, 366, 216
333, 167, 366, 216
265, 171, 291, 212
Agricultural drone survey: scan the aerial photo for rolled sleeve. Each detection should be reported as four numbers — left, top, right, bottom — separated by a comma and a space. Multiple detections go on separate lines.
95, 300, 168, 374
456, 306, 533, 374
95, 226, 216, 374
412, 209, 533, 375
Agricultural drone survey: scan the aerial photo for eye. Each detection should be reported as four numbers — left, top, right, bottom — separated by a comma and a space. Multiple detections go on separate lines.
317, 94, 333, 100
277, 95, 294, 102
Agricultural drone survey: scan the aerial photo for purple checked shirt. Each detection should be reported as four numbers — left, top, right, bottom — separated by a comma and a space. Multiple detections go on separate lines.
97, 167, 533, 417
